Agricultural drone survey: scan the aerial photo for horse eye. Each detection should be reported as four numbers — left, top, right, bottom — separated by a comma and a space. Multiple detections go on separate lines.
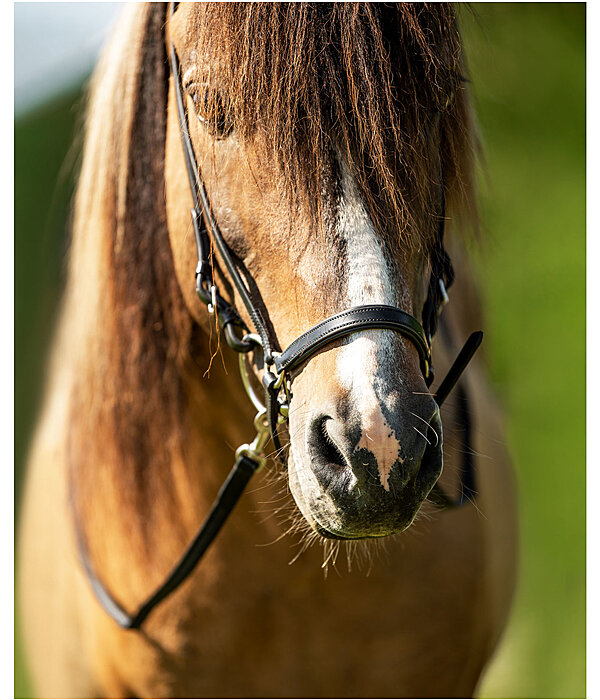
188, 86, 233, 139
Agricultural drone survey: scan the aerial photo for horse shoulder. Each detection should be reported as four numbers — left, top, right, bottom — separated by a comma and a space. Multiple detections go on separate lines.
18, 372, 100, 698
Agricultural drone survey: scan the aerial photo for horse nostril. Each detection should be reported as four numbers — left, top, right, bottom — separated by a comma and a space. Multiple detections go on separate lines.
314, 416, 348, 468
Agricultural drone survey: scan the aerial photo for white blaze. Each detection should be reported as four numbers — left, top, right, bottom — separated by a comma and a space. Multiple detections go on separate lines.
336, 162, 402, 491
338, 161, 394, 308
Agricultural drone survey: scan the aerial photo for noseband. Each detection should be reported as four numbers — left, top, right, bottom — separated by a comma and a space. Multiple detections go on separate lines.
77, 3, 482, 630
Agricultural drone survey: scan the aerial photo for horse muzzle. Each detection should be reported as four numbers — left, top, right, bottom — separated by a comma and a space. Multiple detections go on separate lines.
286, 345, 444, 539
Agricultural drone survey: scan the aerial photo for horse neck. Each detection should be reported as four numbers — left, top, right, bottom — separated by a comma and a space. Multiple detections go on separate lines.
64, 233, 260, 594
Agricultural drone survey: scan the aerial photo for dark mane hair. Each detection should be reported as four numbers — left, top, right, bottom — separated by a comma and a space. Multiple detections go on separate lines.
184, 2, 478, 248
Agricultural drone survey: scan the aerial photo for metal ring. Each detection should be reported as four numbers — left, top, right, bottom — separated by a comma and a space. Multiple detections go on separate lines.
238, 335, 267, 413
224, 324, 255, 353
237, 336, 289, 423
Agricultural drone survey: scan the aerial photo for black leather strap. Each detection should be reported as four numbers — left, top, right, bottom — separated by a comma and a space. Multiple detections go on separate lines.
434, 331, 482, 407
170, 30, 275, 361
274, 305, 431, 381
77, 453, 261, 629
427, 331, 482, 508
262, 370, 284, 456
421, 145, 454, 346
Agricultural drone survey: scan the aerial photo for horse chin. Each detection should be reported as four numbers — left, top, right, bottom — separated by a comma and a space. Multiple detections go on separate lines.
287, 446, 428, 541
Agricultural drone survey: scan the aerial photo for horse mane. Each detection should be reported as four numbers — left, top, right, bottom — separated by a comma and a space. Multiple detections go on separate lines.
183, 2, 478, 248
65, 3, 194, 558
63, 3, 479, 556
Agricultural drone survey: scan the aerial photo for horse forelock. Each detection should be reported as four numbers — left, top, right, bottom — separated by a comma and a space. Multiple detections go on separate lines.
181, 2, 479, 250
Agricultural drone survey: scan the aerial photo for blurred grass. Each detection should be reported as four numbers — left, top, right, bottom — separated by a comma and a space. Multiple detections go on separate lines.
461, 4, 585, 698
14, 4, 584, 698
15, 86, 84, 504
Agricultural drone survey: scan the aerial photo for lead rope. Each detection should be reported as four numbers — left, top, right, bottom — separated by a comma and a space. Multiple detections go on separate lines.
75, 451, 264, 630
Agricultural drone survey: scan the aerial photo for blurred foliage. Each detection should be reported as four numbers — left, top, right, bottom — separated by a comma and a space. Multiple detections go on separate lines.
460, 4, 585, 698
15, 85, 85, 503
14, 4, 584, 698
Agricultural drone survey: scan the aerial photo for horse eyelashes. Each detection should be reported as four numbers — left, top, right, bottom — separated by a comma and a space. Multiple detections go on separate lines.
188, 85, 233, 139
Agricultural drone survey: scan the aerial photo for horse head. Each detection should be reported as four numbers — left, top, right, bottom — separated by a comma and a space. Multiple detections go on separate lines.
165, 3, 476, 539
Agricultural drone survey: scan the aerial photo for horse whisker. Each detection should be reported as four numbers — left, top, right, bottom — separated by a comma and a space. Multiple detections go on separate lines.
409, 411, 439, 447
412, 426, 431, 445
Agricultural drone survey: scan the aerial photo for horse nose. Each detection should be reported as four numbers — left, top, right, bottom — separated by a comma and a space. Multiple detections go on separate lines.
306, 398, 442, 496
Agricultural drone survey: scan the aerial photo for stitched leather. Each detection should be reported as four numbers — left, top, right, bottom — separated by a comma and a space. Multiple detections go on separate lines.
274, 305, 430, 375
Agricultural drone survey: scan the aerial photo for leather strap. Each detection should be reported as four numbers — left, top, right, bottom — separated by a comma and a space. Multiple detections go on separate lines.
77, 453, 261, 629
170, 34, 273, 360
434, 331, 482, 406
421, 143, 454, 346
427, 331, 482, 508
275, 305, 431, 381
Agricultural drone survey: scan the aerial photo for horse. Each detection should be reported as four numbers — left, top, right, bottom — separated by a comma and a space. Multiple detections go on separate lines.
18, 3, 517, 697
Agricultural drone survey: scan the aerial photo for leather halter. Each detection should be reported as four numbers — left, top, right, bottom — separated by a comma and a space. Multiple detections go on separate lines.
76, 3, 482, 630
169, 27, 448, 450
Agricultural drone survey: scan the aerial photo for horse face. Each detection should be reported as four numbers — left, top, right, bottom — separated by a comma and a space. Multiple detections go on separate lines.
166, 5, 444, 539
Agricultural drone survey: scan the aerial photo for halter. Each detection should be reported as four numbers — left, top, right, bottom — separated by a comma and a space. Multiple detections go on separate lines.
77, 3, 482, 630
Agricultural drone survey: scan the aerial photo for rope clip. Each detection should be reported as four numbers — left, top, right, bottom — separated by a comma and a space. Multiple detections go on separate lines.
235, 409, 271, 470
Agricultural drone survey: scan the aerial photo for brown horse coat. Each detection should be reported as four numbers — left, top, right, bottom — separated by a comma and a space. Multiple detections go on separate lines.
19, 4, 517, 697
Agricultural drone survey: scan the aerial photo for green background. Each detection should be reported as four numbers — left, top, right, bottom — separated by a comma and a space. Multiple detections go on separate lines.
15, 4, 585, 697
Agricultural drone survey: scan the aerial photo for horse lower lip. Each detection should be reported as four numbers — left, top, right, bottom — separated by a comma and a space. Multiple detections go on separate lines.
314, 519, 409, 540
314, 523, 349, 540
313, 521, 371, 540
311, 500, 418, 540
